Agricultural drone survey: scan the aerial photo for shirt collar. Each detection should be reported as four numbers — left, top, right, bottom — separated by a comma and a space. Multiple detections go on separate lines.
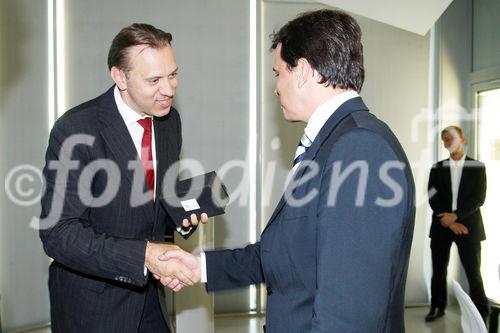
304, 90, 359, 143
114, 85, 151, 125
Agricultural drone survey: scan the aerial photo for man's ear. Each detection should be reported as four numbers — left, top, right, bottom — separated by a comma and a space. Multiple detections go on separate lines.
110, 66, 127, 91
296, 58, 312, 88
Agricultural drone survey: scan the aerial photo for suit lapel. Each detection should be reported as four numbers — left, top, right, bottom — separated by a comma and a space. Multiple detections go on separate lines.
439, 158, 453, 211
153, 115, 174, 226
154, 116, 175, 196
456, 156, 472, 204
152, 109, 183, 233
265, 97, 369, 229
97, 87, 155, 222
151, 118, 166, 232
441, 159, 452, 207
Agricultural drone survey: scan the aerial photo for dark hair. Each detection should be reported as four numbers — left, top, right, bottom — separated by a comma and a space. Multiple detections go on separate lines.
271, 9, 364, 92
441, 126, 464, 139
108, 23, 172, 71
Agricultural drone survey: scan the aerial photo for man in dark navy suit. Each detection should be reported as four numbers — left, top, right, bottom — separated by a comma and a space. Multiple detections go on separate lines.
426, 126, 490, 322
160, 10, 415, 332
39, 24, 207, 332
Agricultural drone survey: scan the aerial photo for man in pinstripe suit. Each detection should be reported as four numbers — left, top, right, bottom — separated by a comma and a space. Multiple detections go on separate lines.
39, 24, 205, 332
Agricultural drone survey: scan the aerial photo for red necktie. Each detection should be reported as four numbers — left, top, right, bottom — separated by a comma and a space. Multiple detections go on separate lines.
137, 118, 155, 197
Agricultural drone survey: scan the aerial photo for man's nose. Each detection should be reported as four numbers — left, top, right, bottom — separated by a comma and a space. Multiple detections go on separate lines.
160, 79, 175, 96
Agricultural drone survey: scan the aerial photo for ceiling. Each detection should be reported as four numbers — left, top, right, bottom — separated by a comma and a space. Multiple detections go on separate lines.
265, 0, 454, 35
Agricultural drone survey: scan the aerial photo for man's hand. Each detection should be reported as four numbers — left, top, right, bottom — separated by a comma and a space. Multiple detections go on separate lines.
449, 222, 469, 235
156, 249, 202, 290
145, 242, 196, 291
438, 212, 458, 227
181, 213, 209, 228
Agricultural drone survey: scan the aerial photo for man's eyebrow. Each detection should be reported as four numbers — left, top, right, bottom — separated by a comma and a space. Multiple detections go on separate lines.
145, 67, 178, 81
145, 75, 161, 81
272, 67, 278, 73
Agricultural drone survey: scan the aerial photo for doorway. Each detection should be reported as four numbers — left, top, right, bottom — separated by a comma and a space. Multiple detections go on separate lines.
475, 86, 500, 303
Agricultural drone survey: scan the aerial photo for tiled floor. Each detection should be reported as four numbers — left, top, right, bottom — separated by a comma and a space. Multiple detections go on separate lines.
214, 306, 463, 333
404, 306, 462, 333
9, 305, 465, 333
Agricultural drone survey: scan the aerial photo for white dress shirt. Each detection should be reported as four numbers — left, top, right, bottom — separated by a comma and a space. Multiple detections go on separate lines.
449, 154, 466, 212
304, 90, 360, 143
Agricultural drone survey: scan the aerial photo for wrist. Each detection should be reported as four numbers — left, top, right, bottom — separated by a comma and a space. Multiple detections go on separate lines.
145, 241, 156, 269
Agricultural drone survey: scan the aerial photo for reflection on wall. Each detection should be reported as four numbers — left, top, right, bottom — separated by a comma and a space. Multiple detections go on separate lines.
0, 0, 51, 330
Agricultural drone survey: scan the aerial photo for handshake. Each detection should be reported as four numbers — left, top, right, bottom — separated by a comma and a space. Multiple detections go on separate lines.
145, 241, 201, 292
144, 213, 207, 292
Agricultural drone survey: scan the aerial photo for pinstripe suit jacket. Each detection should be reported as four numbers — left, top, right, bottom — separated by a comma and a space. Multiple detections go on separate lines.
39, 86, 190, 332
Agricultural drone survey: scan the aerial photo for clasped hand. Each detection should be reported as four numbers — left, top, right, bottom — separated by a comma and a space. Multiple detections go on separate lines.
144, 213, 206, 292
437, 212, 469, 235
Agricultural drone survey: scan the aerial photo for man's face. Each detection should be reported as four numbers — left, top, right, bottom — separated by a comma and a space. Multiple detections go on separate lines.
441, 130, 464, 155
115, 45, 178, 117
272, 44, 304, 122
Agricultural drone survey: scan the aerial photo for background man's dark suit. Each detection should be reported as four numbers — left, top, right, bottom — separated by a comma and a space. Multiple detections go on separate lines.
205, 97, 415, 332
428, 156, 489, 315
39, 87, 189, 332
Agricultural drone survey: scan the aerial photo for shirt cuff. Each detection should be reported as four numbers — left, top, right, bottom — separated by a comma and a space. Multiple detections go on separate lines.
200, 252, 207, 283
177, 226, 192, 236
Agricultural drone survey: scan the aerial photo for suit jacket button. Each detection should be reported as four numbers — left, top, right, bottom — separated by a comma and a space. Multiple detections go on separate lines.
266, 287, 273, 295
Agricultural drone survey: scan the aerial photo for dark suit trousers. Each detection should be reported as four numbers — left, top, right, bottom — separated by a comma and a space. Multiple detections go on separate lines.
138, 279, 170, 333
430, 237, 490, 315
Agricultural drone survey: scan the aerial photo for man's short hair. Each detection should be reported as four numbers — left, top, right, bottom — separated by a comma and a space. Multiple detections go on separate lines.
270, 9, 364, 92
441, 126, 464, 139
108, 23, 172, 71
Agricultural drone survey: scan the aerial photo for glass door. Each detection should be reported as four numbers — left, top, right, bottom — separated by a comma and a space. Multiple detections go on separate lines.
476, 87, 500, 303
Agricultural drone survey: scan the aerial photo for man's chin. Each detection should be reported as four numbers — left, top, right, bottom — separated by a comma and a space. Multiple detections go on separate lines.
282, 112, 301, 123
152, 107, 172, 118
282, 110, 291, 121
